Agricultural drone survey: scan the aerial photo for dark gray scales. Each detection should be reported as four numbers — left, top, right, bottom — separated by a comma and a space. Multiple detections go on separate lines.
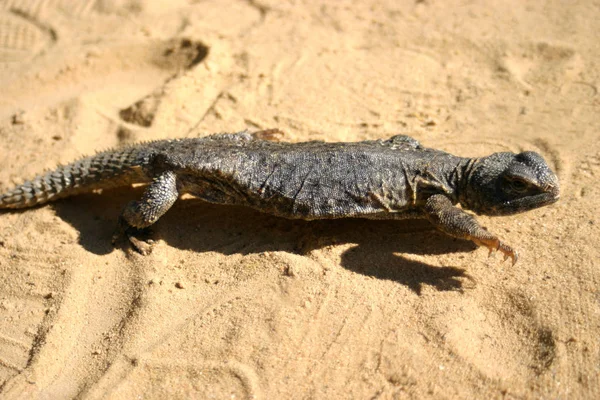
0, 130, 560, 263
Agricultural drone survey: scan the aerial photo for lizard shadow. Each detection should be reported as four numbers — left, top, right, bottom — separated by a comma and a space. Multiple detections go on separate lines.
53, 190, 476, 294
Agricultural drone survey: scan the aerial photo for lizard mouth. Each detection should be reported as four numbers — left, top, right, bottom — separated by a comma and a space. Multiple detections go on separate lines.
497, 191, 560, 215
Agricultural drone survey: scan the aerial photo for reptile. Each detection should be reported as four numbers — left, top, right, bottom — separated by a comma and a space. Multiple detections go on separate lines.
0, 130, 560, 263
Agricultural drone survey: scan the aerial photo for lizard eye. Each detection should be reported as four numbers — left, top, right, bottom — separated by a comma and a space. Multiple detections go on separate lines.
506, 177, 529, 193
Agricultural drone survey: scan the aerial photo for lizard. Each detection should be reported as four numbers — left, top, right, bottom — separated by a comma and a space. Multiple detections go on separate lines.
0, 130, 560, 264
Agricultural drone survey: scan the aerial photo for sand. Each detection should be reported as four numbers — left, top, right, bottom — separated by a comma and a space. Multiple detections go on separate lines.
0, 1, 598, 399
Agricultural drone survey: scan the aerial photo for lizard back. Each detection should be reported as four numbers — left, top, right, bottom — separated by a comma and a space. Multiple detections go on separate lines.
163, 135, 464, 219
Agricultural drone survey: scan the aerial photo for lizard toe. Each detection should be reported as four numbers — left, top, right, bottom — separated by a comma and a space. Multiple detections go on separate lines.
128, 235, 154, 255
472, 237, 518, 265
498, 242, 518, 266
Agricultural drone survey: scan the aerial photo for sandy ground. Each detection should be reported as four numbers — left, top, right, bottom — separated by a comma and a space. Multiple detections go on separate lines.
0, 0, 598, 399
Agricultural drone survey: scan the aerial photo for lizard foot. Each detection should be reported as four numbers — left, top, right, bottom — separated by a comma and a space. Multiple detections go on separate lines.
472, 237, 519, 265
112, 218, 155, 255
127, 234, 155, 255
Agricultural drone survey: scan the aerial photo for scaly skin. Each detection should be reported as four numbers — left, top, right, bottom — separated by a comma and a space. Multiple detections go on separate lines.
0, 130, 560, 262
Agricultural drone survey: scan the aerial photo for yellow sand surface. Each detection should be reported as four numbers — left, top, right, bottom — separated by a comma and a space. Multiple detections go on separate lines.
0, 1, 598, 398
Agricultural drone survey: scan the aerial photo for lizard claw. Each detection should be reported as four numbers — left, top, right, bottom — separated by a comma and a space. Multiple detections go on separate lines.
475, 237, 518, 265
498, 242, 518, 266
487, 242, 499, 257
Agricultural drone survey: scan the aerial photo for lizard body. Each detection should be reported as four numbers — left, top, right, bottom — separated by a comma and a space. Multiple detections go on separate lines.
0, 130, 560, 263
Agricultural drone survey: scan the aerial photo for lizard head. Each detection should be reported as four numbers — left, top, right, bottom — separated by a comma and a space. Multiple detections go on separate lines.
461, 151, 560, 216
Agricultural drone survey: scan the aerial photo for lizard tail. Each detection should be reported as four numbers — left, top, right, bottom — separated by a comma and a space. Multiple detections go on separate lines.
0, 147, 151, 209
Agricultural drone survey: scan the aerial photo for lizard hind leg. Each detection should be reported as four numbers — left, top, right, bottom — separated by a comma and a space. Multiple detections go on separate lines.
112, 170, 179, 255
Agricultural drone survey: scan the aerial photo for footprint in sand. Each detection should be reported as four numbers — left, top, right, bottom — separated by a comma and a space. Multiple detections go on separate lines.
0, 212, 69, 391
0, 0, 103, 68
85, 359, 262, 400
496, 41, 583, 89
0, 0, 232, 143
0, 10, 55, 65
439, 288, 557, 383
118, 38, 210, 129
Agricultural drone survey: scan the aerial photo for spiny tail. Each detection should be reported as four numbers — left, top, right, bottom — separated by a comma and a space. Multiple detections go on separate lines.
0, 146, 153, 209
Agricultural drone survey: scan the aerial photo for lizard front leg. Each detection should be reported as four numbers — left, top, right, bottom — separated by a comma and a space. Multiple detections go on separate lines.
423, 194, 518, 264
112, 170, 179, 254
